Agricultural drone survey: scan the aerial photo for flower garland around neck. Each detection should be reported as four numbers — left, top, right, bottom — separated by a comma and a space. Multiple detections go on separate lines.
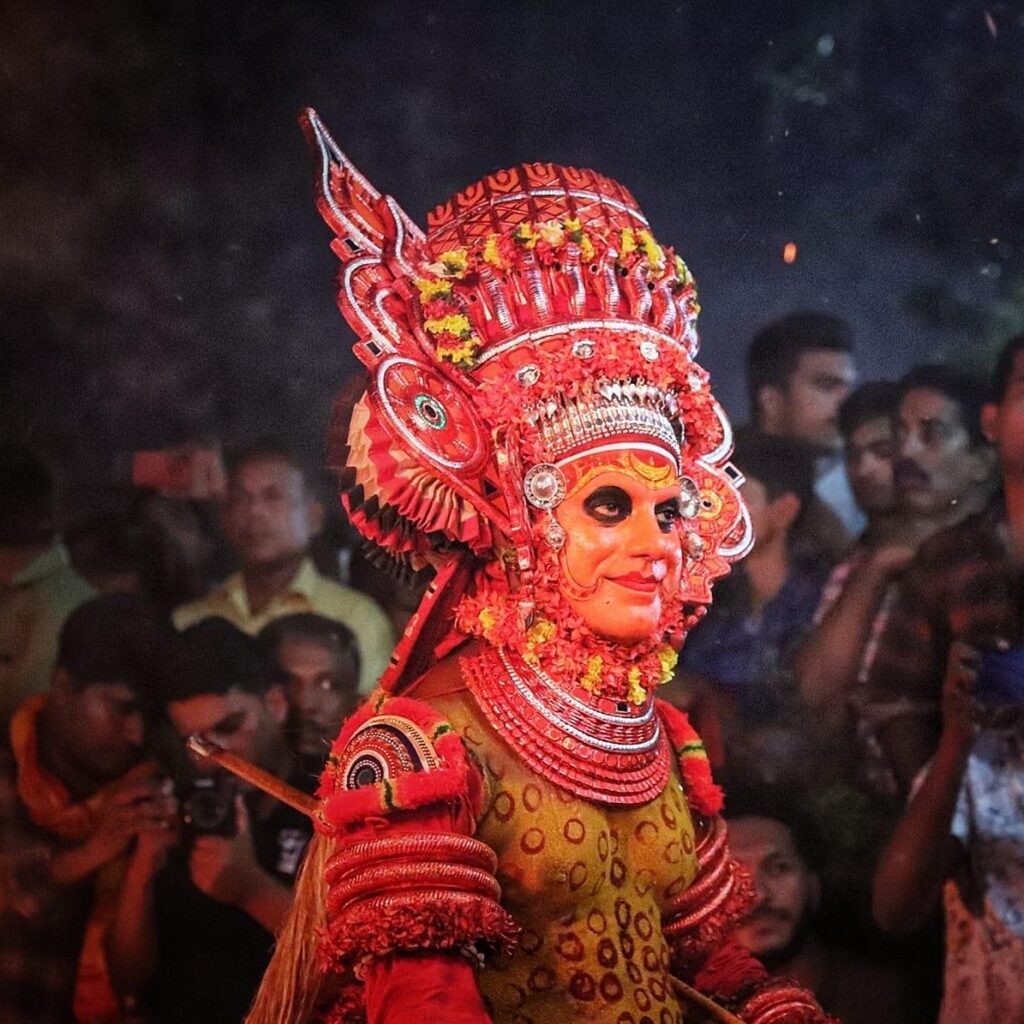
454, 533, 686, 707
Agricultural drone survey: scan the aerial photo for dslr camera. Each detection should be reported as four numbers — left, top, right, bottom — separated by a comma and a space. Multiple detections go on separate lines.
178, 771, 238, 837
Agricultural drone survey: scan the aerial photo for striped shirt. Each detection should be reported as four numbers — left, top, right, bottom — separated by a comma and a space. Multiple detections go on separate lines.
865, 503, 1023, 765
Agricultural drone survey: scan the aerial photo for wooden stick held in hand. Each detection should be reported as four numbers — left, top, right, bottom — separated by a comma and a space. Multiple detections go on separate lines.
670, 978, 745, 1024
186, 734, 318, 817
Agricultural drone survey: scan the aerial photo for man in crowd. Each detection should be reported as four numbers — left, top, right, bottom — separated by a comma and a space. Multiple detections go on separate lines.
679, 436, 825, 784
172, 440, 394, 692
744, 312, 859, 557
873, 341, 1024, 1022
863, 358, 1003, 794
0, 445, 95, 728
259, 612, 360, 781
795, 383, 928, 734
107, 616, 312, 1024
0, 595, 173, 1024
728, 795, 917, 1024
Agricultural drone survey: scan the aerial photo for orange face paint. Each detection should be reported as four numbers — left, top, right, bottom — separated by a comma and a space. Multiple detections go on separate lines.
552, 451, 684, 645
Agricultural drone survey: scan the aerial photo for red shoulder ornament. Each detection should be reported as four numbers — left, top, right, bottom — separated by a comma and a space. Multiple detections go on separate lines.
314, 693, 518, 976
317, 693, 485, 833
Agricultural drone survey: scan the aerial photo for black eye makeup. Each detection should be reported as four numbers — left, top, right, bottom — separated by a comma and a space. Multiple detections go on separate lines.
583, 486, 631, 523
655, 497, 682, 532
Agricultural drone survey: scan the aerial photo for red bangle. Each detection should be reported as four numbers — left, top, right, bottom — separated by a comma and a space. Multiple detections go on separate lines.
327, 862, 502, 917
325, 832, 498, 885
741, 981, 836, 1023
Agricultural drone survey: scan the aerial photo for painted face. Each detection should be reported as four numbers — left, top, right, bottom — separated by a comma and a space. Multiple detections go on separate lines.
729, 815, 818, 958
274, 637, 358, 760
894, 387, 987, 516
222, 458, 322, 568
552, 453, 684, 645
844, 415, 897, 517
778, 350, 857, 450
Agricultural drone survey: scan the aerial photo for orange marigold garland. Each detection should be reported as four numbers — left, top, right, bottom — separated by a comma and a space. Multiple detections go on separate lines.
454, 525, 700, 708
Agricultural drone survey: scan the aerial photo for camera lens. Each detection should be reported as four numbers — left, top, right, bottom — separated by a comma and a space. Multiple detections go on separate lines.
182, 776, 234, 833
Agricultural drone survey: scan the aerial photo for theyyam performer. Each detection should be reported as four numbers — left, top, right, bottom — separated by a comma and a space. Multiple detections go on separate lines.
247, 108, 836, 1024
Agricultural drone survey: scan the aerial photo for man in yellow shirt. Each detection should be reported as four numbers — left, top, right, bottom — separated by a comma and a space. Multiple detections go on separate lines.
172, 442, 394, 693
0, 446, 95, 729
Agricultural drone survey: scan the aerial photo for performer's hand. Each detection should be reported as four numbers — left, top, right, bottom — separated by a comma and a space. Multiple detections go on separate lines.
189, 794, 264, 907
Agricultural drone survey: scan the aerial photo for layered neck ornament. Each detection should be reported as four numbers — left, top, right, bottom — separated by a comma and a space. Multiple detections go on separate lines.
453, 530, 709, 805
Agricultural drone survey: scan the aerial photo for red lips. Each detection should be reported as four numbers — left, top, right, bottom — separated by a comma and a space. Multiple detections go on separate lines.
609, 573, 659, 593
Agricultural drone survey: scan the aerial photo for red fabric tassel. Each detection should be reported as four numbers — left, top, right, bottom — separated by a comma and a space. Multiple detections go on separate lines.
657, 699, 725, 817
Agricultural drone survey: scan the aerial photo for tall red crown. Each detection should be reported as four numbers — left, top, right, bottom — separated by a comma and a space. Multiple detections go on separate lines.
301, 109, 750, 691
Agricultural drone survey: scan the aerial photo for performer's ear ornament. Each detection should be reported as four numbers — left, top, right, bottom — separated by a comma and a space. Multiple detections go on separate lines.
543, 515, 566, 552
523, 463, 567, 510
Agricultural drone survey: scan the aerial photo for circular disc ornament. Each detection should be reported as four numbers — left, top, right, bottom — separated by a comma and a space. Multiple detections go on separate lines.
523, 463, 567, 509
375, 356, 488, 471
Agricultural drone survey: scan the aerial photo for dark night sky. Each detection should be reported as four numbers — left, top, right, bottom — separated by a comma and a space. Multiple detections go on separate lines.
2, 0, 1022, 504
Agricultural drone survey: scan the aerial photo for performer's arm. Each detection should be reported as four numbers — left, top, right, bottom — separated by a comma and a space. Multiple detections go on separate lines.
313, 696, 518, 1024
664, 815, 835, 1023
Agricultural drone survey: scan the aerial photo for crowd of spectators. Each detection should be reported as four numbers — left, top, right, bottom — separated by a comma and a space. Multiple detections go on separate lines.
0, 320, 1021, 1024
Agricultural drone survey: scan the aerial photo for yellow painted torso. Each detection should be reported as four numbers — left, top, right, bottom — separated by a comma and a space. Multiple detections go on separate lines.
430, 687, 699, 1024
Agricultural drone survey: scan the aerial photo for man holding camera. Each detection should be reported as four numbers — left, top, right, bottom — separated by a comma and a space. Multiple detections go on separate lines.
872, 335, 1024, 1024
107, 617, 312, 1024
0, 595, 170, 1024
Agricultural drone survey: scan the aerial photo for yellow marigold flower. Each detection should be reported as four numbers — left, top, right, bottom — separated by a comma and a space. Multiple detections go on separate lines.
657, 645, 679, 685
579, 233, 596, 262
436, 337, 480, 367
579, 655, 603, 693
415, 278, 453, 303
425, 313, 472, 337
526, 618, 556, 646
514, 222, 538, 249
438, 248, 469, 278
627, 667, 647, 706
483, 234, 505, 269
620, 227, 637, 256
478, 607, 496, 632
563, 216, 584, 244
537, 219, 566, 246
639, 230, 665, 273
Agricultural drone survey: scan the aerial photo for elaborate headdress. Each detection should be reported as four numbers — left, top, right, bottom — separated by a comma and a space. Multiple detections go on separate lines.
303, 109, 751, 692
